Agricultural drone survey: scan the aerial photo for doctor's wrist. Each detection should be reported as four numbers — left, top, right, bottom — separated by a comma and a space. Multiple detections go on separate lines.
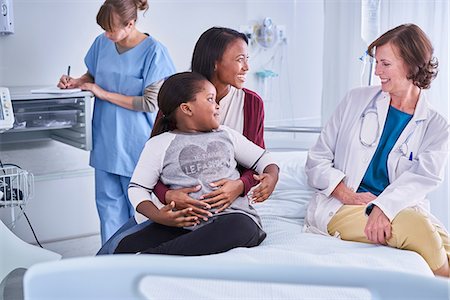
331, 181, 354, 205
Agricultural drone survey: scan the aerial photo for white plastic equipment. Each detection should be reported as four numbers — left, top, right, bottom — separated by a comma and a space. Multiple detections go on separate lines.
0, 87, 14, 132
0, 219, 61, 282
0, 87, 61, 282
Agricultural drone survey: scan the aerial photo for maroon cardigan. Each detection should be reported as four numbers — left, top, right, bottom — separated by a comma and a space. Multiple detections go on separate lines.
153, 88, 265, 204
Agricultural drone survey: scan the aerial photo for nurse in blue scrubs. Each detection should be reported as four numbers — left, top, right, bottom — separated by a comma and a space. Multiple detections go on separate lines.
58, 0, 176, 244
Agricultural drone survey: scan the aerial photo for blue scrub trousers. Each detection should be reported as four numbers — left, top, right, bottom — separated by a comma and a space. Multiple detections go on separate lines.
95, 169, 134, 245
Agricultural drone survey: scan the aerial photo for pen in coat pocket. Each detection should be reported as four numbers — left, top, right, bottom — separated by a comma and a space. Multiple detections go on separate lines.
409, 152, 413, 161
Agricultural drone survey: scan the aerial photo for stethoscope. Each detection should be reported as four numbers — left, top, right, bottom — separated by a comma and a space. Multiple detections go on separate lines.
359, 90, 422, 158
359, 90, 382, 147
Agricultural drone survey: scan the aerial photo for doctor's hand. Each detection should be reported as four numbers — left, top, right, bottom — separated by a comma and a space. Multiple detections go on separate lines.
201, 179, 244, 213
332, 181, 376, 205
346, 192, 377, 205
364, 205, 392, 245
249, 173, 278, 203
166, 186, 212, 221
154, 201, 199, 227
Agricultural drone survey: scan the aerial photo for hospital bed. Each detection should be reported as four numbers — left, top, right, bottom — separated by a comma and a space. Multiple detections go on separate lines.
23, 151, 450, 299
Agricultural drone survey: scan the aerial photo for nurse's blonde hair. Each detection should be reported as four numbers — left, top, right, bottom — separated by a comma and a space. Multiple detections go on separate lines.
96, 0, 148, 32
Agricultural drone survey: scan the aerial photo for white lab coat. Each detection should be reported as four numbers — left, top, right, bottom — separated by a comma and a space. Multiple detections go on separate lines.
305, 85, 449, 235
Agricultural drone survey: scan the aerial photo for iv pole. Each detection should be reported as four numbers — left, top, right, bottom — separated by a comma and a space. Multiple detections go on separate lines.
361, 0, 381, 86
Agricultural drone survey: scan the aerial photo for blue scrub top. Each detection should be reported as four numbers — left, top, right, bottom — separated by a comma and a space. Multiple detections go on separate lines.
358, 106, 412, 196
85, 34, 176, 176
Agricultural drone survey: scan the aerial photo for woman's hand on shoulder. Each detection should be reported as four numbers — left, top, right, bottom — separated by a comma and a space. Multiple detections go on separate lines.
166, 186, 212, 221
201, 179, 245, 213
154, 201, 199, 227
364, 205, 391, 245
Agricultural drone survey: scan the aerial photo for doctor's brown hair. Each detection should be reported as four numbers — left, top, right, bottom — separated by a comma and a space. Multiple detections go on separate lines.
151, 72, 210, 137
96, 0, 148, 32
368, 23, 438, 89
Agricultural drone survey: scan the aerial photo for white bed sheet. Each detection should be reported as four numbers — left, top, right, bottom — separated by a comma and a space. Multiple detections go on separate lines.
141, 215, 431, 299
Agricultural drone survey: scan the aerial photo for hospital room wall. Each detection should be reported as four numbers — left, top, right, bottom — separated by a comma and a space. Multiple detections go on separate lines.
0, 0, 323, 125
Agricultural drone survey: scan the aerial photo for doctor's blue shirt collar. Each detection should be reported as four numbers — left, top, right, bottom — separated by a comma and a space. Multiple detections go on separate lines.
377, 88, 429, 123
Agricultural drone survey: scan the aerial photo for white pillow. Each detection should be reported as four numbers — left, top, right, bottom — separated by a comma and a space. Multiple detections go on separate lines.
255, 151, 314, 221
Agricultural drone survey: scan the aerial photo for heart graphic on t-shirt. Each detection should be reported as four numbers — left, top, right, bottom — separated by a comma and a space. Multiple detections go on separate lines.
179, 141, 231, 181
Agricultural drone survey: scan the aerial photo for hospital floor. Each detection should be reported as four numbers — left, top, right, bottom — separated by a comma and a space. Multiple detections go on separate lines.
42, 233, 101, 258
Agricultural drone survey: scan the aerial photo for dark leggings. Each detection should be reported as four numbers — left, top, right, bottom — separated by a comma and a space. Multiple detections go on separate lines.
114, 214, 266, 256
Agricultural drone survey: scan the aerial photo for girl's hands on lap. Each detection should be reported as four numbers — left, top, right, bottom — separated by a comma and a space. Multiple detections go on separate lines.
166, 186, 212, 221
155, 201, 199, 227
201, 179, 244, 213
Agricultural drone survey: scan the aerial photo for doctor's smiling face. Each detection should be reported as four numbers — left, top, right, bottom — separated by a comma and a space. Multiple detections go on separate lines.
374, 42, 412, 95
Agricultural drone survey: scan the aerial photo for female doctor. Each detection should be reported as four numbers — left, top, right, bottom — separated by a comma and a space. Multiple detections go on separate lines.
57, 0, 175, 244
305, 24, 449, 277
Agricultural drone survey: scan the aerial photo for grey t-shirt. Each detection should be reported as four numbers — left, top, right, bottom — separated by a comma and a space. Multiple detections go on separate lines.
129, 126, 276, 229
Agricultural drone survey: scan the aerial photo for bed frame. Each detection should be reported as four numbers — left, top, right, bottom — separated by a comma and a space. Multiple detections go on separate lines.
23, 255, 449, 299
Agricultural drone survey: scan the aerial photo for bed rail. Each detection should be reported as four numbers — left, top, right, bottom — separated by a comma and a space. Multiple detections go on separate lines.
264, 126, 322, 133
24, 255, 449, 300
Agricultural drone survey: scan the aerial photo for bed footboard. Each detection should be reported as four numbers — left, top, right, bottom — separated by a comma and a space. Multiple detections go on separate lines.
24, 255, 449, 300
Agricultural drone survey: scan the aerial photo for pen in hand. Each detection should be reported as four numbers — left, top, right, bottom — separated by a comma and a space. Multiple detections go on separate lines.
65, 65, 71, 88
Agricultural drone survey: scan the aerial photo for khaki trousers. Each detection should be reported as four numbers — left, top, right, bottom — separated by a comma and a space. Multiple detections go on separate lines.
328, 205, 449, 271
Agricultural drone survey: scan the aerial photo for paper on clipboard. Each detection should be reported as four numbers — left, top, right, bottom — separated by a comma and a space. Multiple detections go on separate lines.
30, 87, 82, 94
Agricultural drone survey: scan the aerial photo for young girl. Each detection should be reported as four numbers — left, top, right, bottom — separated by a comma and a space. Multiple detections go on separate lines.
114, 72, 279, 255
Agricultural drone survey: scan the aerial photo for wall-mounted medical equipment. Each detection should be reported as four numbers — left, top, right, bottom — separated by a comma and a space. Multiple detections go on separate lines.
241, 17, 287, 49
0, 88, 34, 225
255, 69, 278, 103
1, 87, 93, 150
0, 87, 14, 132
0, 0, 14, 35
255, 17, 278, 48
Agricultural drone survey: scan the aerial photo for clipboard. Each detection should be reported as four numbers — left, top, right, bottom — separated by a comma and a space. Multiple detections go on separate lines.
30, 87, 82, 94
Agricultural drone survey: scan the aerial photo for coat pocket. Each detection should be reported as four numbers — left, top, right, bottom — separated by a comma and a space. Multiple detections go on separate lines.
395, 156, 416, 178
